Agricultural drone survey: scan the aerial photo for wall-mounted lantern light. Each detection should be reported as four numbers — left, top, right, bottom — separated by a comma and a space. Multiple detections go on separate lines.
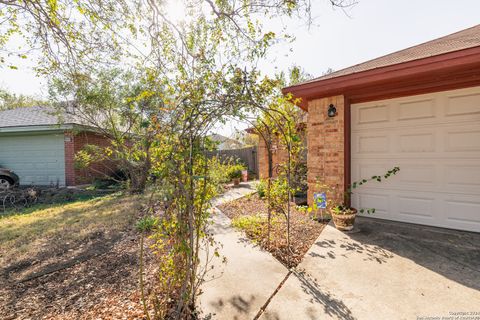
327, 104, 337, 117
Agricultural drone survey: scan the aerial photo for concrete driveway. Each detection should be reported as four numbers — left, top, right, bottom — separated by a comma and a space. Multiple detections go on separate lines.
261, 217, 480, 320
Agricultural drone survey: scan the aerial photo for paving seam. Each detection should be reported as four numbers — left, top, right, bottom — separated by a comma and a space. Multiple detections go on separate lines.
253, 270, 293, 320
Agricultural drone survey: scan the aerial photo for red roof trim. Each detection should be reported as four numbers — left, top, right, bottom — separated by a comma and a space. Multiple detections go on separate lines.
283, 46, 480, 110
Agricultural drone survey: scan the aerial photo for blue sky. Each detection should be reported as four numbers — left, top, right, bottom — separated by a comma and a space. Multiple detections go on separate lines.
1, 0, 479, 135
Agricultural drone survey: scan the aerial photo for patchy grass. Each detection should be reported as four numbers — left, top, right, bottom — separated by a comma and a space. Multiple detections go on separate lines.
219, 194, 327, 268
0, 192, 142, 266
0, 191, 155, 319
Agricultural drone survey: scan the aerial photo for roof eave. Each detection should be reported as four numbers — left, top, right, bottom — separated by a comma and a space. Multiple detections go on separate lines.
283, 46, 480, 111
0, 123, 100, 134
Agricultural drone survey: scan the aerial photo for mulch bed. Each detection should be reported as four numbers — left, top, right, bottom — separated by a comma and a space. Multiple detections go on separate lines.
218, 194, 327, 268
0, 228, 156, 320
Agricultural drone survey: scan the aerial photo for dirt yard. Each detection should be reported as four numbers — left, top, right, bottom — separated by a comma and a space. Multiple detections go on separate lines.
218, 194, 327, 268
0, 193, 155, 319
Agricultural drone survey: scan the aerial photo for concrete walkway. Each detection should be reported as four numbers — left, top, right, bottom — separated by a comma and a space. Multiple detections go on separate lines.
260, 218, 480, 320
199, 186, 480, 319
198, 183, 289, 320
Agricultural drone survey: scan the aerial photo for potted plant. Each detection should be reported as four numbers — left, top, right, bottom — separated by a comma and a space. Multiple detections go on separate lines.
227, 164, 245, 186
229, 169, 242, 186
330, 166, 400, 231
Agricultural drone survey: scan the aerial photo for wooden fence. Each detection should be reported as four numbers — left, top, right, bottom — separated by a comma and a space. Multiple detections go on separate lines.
207, 146, 258, 178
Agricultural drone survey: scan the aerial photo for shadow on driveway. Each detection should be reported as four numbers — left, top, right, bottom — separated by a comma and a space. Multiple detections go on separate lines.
314, 217, 480, 291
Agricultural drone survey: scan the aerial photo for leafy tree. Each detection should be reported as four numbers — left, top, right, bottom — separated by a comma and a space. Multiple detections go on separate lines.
50, 68, 167, 193
0, 88, 45, 110
1, 0, 356, 318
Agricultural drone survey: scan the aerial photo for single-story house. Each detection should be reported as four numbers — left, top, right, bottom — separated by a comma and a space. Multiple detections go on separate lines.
0, 106, 112, 187
283, 24, 480, 233
208, 133, 245, 150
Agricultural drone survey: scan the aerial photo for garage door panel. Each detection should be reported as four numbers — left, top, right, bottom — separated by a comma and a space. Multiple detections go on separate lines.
445, 91, 480, 117
397, 98, 436, 121
444, 197, 480, 230
445, 165, 480, 187
352, 86, 480, 232
356, 192, 390, 215
0, 133, 65, 186
397, 196, 435, 219
398, 132, 435, 153
357, 104, 389, 125
357, 135, 390, 154
444, 128, 480, 152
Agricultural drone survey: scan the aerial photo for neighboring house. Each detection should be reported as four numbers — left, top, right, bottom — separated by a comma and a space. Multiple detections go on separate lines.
208, 133, 245, 150
284, 24, 480, 233
0, 106, 112, 187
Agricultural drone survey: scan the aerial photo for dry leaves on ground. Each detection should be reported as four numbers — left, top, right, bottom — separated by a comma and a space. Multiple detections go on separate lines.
218, 194, 327, 268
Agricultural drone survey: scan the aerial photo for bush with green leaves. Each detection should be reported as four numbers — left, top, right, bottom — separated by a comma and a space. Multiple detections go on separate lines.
226, 163, 246, 180
255, 179, 267, 198
231, 213, 280, 241
136, 216, 159, 233
208, 157, 232, 189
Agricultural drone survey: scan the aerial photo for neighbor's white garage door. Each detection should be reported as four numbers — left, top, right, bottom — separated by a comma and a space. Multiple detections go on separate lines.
0, 133, 66, 186
351, 86, 480, 232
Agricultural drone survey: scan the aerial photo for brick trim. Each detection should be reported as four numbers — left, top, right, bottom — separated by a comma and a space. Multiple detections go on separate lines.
64, 131, 76, 186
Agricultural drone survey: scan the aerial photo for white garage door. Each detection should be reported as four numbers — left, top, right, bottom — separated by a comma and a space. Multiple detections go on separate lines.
0, 133, 66, 186
351, 86, 480, 232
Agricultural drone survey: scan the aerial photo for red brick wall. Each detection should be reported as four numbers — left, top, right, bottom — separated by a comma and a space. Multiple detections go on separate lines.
64, 131, 114, 186
64, 132, 76, 186
257, 135, 289, 179
306, 95, 346, 205
258, 138, 269, 179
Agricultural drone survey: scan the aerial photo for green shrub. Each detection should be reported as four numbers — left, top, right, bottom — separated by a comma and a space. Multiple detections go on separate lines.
136, 216, 158, 232
255, 179, 267, 198
231, 214, 266, 238
226, 163, 246, 180
208, 157, 231, 187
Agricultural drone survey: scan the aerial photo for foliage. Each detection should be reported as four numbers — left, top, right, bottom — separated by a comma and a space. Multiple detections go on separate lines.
0, 0, 357, 318
267, 176, 297, 217
255, 179, 267, 198
292, 162, 308, 194
136, 216, 158, 233
226, 163, 245, 180
232, 129, 259, 147
51, 68, 164, 193
207, 157, 231, 190
0, 88, 46, 111
251, 68, 308, 259
231, 214, 274, 240
207, 157, 246, 191
341, 166, 400, 214
311, 167, 401, 216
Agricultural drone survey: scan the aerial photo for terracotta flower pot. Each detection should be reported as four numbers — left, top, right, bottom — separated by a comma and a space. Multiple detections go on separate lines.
331, 208, 358, 231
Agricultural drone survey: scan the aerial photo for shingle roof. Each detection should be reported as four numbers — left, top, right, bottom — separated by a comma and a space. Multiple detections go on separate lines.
306, 24, 480, 83
0, 106, 78, 128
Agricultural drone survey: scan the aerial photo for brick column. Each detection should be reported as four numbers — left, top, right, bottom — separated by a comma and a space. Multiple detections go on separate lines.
64, 131, 76, 186
257, 138, 269, 179
307, 95, 346, 205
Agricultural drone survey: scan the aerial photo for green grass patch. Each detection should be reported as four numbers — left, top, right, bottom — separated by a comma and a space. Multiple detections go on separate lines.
0, 192, 143, 264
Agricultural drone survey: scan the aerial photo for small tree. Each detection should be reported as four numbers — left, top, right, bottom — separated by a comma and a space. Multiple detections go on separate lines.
50, 69, 165, 193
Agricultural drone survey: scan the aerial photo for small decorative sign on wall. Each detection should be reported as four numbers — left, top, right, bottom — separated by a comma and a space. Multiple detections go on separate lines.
313, 192, 327, 209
